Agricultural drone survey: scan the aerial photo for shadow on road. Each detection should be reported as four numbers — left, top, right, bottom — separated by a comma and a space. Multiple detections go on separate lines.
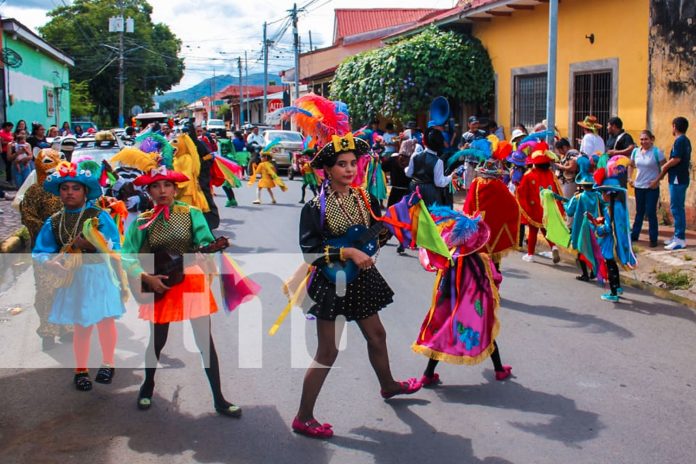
333, 399, 513, 464
0, 368, 333, 463
612, 293, 696, 323
433, 380, 604, 447
501, 297, 634, 339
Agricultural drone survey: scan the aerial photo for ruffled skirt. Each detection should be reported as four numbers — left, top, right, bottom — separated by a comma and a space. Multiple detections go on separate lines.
307, 267, 394, 321
138, 265, 218, 323
49, 263, 126, 327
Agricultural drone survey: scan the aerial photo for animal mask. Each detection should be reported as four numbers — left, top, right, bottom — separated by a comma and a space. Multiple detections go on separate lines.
35, 148, 65, 183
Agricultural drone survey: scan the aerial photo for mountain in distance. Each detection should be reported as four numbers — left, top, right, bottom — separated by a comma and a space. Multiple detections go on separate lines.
154, 72, 282, 104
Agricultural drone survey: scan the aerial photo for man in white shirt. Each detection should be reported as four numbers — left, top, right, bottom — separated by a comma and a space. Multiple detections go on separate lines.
246, 126, 265, 148
577, 115, 605, 156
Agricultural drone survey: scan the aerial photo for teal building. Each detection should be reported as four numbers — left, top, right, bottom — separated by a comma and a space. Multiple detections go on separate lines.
1, 18, 74, 128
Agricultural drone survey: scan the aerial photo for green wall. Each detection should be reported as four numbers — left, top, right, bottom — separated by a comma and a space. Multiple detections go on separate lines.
3, 33, 71, 129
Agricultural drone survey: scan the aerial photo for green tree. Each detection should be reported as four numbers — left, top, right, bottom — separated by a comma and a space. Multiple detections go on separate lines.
40, 0, 184, 126
69, 80, 95, 118
331, 27, 494, 124
216, 103, 231, 120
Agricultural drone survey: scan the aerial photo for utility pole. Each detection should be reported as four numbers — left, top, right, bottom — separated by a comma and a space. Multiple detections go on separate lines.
245, 50, 250, 124
210, 68, 216, 120
308, 30, 313, 51
263, 21, 269, 118
291, 3, 300, 101
109, 5, 133, 128
545, 0, 559, 146
238, 57, 244, 127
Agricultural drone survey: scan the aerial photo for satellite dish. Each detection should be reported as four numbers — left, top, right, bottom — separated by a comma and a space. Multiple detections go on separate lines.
1, 48, 23, 68
130, 105, 143, 116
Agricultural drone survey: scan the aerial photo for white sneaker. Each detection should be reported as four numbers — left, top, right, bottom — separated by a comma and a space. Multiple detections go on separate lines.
664, 238, 686, 251
551, 246, 561, 264
522, 254, 535, 262
539, 251, 553, 259
664, 237, 675, 245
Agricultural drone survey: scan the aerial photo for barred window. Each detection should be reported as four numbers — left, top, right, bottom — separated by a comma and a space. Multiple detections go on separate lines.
572, 71, 612, 144
513, 73, 547, 131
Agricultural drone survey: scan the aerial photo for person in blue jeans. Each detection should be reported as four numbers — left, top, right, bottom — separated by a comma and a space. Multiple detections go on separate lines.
629, 130, 666, 247
652, 117, 691, 250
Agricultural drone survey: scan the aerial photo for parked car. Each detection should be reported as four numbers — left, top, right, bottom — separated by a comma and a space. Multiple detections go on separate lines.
262, 130, 303, 172
68, 134, 124, 164
203, 119, 227, 138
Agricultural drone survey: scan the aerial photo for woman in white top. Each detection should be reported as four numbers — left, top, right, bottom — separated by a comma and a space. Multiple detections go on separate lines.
628, 129, 666, 247
577, 115, 606, 156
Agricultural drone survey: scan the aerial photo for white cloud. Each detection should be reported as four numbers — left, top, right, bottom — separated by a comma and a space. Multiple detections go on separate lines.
4, 0, 456, 91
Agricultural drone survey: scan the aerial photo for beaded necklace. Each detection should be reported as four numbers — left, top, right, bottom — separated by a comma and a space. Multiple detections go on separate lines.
58, 204, 87, 246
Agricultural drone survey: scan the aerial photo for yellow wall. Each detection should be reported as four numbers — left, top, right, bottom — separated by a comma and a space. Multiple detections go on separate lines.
472, 0, 650, 141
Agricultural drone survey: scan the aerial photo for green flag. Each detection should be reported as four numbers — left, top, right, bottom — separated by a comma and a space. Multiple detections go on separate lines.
541, 188, 570, 247
415, 200, 452, 260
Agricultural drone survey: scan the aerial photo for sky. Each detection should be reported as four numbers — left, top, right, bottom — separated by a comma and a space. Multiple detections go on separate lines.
2, 0, 456, 91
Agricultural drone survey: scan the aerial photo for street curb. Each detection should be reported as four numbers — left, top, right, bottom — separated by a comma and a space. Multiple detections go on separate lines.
0, 227, 28, 253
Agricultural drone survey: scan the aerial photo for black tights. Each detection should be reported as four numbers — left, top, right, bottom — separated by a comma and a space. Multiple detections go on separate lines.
605, 258, 621, 295
222, 185, 236, 201
140, 317, 228, 407
300, 183, 317, 202
424, 341, 504, 377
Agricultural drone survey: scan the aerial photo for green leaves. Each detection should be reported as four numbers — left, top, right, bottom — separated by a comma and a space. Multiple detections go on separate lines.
331, 27, 494, 124
39, 0, 184, 125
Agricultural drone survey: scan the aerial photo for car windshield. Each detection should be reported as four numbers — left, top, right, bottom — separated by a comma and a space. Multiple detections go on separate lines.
266, 131, 302, 143
207, 119, 224, 126
72, 140, 121, 163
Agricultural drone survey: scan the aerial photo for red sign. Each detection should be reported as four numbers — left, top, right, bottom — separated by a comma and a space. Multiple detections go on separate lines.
268, 99, 283, 112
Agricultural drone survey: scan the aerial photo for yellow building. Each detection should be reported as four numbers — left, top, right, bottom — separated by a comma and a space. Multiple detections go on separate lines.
393, 0, 696, 226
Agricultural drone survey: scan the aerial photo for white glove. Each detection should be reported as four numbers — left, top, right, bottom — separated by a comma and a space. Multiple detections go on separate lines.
126, 195, 140, 210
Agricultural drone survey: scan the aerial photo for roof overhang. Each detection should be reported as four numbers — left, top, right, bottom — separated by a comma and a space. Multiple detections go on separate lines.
386, 0, 541, 42
2, 18, 75, 67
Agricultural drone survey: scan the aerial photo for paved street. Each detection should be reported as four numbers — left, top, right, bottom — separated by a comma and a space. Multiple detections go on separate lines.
1, 180, 695, 464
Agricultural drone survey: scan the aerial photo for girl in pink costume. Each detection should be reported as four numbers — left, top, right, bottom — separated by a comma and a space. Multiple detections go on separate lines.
413, 207, 512, 385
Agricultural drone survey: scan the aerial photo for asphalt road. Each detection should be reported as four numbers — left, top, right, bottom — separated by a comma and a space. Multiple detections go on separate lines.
1, 179, 695, 464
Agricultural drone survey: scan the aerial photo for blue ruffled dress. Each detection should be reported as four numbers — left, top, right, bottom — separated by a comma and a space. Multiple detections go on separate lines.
33, 204, 126, 327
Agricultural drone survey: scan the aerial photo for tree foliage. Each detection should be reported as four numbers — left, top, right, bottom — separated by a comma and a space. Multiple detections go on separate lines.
69, 80, 95, 118
40, 0, 184, 126
330, 27, 494, 124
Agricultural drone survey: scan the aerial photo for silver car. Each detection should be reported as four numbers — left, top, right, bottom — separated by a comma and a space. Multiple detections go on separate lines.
262, 130, 303, 171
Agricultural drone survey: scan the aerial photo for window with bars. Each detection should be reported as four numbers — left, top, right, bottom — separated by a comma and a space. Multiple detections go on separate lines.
513, 73, 547, 131
572, 71, 612, 145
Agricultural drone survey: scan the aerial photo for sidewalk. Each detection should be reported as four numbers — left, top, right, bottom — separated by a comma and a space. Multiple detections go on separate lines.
451, 191, 696, 309
0, 180, 25, 253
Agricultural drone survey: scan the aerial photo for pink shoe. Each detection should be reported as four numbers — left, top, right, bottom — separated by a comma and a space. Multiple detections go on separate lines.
419, 373, 441, 388
495, 365, 513, 381
381, 377, 422, 399
292, 417, 334, 439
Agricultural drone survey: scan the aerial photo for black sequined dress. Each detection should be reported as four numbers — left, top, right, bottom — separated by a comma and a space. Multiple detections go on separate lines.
299, 187, 394, 321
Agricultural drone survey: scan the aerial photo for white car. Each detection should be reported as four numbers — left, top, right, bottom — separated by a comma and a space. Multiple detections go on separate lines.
204, 119, 227, 138
262, 130, 303, 171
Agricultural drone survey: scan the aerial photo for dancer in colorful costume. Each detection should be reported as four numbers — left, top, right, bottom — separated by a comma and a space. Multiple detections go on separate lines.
20, 148, 68, 350
463, 142, 520, 267
170, 132, 210, 212
414, 207, 512, 386
516, 142, 564, 263
299, 146, 320, 203
273, 95, 421, 439
588, 164, 637, 302
563, 156, 604, 281
33, 160, 126, 390
248, 140, 287, 204
121, 156, 242, 417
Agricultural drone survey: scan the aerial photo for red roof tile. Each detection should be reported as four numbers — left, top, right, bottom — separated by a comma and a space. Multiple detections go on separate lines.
333, 8, 443, 43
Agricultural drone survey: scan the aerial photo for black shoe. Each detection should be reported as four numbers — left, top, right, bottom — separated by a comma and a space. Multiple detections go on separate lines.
396, 245, 405, 255
41, 336, 56, 352
137, 383, 154, 410
74, 372, 93, 391
575, 275, 590, 282
215, 402, 242, 418
95, 366, 115, 384
649, 241, 658, 248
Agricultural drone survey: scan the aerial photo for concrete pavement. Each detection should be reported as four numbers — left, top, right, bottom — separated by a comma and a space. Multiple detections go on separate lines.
1, 181, 695, 464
